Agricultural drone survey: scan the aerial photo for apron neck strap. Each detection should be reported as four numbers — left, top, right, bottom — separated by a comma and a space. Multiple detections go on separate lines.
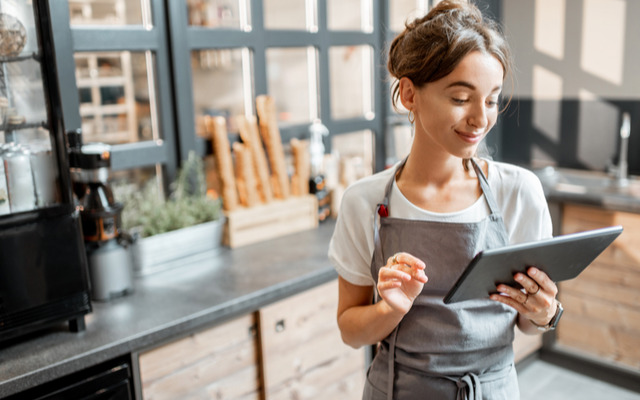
469, 158, 501, 216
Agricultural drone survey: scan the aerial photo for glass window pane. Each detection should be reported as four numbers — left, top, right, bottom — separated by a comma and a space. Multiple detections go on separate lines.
266, 47, 317, 125
331, 130, 374, 182
185, 0, 251, 30
328, 0, 372, 32
329, 45, 374, 120
390, 0, 428, 32
69, 0, 151, 27
191, 48, 253, 136
263, 0, 316, 31
75, 51, 159, 145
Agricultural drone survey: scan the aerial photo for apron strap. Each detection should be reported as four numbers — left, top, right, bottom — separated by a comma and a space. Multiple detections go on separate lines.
470, 158, 500, 216
374, 157, 408, 272
387, 326, 399, 400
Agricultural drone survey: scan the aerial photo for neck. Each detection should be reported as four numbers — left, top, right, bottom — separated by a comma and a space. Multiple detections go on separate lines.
400, 143, 469, 187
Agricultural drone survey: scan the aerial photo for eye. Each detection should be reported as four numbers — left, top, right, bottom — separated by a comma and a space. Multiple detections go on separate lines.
452, 98, 467, 104
486, 98, 499, 107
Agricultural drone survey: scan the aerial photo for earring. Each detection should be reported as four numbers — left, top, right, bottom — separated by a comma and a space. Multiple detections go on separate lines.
408, 110, 415, 124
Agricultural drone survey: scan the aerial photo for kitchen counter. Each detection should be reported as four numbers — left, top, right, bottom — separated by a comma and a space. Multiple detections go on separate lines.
534, 167, 640, 213
0, 220, 338, 398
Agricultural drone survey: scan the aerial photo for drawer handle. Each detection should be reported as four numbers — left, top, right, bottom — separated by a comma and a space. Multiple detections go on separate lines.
275, 319, 286, 332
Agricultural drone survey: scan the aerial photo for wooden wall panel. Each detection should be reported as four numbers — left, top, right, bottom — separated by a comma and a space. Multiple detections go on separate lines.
558, 204, 640, 369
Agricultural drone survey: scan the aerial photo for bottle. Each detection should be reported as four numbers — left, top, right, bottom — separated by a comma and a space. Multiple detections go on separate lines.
308, 120, 331, 221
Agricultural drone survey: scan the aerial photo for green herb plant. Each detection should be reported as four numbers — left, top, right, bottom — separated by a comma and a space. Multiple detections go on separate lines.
115, 152, 223, 238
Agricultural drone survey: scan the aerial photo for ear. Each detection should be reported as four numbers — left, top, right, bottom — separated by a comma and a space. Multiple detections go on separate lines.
398, 77, 417, 111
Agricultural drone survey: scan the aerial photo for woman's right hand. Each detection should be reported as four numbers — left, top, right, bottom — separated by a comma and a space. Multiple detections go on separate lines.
377, 252, 428, 315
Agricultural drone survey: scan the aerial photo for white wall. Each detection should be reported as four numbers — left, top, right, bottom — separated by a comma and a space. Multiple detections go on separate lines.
502, 0, 640, 100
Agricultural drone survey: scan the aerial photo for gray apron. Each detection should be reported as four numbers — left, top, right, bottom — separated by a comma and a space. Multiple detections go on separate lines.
363, 159, 519, 400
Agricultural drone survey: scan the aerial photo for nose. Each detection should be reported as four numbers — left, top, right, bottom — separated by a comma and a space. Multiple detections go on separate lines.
468, 102, 489, 130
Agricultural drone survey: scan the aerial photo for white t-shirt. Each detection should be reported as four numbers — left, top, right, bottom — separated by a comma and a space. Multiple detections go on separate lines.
328, 159, 553, 286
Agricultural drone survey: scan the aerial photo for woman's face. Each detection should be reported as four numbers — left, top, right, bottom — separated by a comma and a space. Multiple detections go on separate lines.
403, 51, 504, 160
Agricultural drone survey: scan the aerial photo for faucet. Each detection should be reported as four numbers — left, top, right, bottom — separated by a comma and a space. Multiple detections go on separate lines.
609, 112, 630, 186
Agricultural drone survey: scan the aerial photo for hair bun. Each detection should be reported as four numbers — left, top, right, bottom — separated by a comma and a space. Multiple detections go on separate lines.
406, 0, 483, 32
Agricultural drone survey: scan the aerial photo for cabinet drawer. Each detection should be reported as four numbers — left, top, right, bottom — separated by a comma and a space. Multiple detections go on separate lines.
259, 280, 365, 399
139, 313, 261, 400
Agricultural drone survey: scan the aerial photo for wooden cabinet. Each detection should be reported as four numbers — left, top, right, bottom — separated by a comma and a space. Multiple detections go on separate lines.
557, 204, 640, 369
258, 280, 366, 399
138, 313, 261, 400
138, 280, 366, 400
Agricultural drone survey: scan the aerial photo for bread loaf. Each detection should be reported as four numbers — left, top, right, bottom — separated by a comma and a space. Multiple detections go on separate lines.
256, 95, 290, 199
232, 142, 260, 207
206, 116, 238, 212
290, 138, 310, 196
235, 114, 273, 203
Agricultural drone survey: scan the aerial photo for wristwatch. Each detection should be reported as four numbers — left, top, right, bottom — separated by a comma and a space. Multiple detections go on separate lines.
531, 300, 564, 332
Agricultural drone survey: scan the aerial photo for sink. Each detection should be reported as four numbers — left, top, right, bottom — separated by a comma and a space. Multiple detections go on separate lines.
535, 167, 640, 206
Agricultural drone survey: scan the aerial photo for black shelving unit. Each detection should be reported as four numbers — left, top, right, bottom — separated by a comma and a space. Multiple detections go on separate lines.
0, 0, 91, 344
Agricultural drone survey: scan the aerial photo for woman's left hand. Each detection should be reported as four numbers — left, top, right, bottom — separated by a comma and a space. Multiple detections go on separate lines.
490, 266, 558, 326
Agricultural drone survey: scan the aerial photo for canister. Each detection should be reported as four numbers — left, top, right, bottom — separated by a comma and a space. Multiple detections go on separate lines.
30, 147, 60, 207
0, 147, 10, 215
4, 146, 36, 213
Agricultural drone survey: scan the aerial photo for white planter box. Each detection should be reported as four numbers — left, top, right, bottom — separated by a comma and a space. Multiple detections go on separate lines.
131, 218, 225, 276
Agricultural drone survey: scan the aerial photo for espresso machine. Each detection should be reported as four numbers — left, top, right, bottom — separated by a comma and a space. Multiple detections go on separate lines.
69, 136, 134, 301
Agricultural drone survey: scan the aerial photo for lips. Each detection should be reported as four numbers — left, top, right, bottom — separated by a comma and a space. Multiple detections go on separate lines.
456, 130, 484, 144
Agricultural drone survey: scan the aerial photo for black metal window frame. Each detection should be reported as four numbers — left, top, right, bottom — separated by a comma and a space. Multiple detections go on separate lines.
48, 0, 179, 179
167, 0, 388, 172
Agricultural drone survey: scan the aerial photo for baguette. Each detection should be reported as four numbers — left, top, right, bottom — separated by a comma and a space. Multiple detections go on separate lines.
290, 138, 310, 196
235, 114, 273, 203
232, 142, 260, 207
206, 116, 238, 212
256, 95, 290, 199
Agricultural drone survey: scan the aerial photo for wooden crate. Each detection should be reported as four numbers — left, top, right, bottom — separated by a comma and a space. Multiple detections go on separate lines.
223, 195, 318, 248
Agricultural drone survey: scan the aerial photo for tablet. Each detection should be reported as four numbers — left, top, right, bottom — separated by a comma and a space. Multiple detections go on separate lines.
443, 225, 623, 304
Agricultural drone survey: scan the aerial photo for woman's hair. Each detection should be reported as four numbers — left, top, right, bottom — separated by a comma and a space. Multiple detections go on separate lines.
388, 0, 513, 111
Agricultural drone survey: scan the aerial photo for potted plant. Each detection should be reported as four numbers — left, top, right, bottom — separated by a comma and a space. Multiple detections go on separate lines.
116, 152, 225, 276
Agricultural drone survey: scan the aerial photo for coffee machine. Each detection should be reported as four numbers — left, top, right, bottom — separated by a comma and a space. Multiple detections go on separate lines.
69, 137, 134, 301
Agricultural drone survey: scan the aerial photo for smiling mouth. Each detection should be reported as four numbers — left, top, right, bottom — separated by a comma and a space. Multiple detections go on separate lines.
456, 131, 483, 143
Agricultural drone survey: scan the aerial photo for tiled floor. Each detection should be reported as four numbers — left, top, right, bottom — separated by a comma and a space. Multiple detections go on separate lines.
518, 359, 640, 400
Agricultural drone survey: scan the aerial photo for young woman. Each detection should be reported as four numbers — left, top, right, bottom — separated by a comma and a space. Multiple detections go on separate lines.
328, 1, 560, 399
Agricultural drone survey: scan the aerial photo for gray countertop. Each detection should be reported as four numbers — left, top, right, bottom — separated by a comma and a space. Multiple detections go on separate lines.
534, 167, 640, 213
0, 220, 338, 398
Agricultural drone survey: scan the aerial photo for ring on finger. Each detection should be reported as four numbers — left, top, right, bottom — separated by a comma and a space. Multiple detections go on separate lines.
523, 293, 529, 305
392, 253, 400, 264
528, 285, 540, 296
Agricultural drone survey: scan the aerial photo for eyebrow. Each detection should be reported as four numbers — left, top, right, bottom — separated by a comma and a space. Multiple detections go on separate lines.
446, 81, 502, 92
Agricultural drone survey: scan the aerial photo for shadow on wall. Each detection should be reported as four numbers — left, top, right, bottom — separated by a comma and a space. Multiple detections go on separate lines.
499, 0, 640, 175
500, 99, 640, 174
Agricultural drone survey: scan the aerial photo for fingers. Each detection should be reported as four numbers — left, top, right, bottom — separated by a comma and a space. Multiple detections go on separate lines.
382, 252, 428, 284
491, 267, 558, 323
388, 252, 426, 270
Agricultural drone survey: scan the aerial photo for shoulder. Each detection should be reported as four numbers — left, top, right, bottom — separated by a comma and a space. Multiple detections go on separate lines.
485, 160, 552, 242
486, 160, 546, 201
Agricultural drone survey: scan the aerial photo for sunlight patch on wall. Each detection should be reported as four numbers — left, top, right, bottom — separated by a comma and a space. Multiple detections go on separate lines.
577, 91, 619, 170
581, 0, 626, 86
534, 0, 565, 60
532, 65, 563, 144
